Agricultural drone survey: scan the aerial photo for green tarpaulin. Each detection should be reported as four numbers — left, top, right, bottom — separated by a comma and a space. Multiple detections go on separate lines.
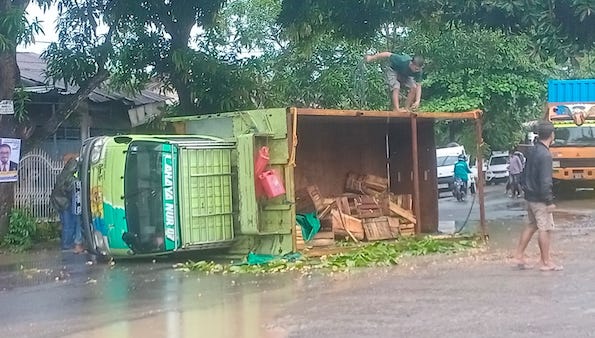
296, 212, 321, 241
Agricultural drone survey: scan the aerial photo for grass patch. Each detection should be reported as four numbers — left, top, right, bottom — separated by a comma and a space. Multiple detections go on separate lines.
174, 235, 479, 274
1, 209, 61, 253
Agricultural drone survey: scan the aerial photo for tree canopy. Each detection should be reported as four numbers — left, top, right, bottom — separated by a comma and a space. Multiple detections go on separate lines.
278, 0, 595, 62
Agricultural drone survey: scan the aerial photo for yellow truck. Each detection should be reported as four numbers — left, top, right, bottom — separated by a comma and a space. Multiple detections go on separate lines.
547, 79, 595, 194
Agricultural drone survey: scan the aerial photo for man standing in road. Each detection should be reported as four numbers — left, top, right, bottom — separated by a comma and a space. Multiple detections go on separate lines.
508, 151, 524, 198
364, 52, 424, 112
51, 155, 84, 254
514, 120, 562, 271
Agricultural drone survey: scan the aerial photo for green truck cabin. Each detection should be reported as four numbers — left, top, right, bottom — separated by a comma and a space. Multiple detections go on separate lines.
79, 135, 235, 258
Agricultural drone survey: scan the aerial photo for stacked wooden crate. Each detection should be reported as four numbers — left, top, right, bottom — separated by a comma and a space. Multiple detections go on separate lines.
294, 172, 417, 249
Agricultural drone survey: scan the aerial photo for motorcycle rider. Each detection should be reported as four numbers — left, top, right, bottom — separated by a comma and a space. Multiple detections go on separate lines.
453, 154, 472, 196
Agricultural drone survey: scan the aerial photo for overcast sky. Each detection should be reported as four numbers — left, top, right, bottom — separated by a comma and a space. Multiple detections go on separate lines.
17, 4, 59, 54
17, 3, 260, 58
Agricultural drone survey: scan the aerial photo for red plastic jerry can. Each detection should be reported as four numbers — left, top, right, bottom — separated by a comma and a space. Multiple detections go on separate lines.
254, 146, 270, 197
254, 146, 270, 176
258, 169, 286, 198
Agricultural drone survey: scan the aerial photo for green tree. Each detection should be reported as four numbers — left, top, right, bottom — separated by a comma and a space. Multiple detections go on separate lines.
406, 26, 551, 150
278, 0, 595, 61
0, 0, 50, 235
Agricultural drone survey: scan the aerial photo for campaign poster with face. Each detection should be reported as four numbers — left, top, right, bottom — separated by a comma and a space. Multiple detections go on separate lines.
0, 138, 22, 183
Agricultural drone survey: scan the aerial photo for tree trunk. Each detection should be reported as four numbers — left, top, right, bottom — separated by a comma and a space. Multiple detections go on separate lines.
168, 19, 197, 116
0, 47, 20, 235
170, 67, 196, 115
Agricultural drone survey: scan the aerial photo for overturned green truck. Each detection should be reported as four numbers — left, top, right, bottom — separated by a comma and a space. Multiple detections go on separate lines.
79, 110, 295, 259
80, 107, 447, 259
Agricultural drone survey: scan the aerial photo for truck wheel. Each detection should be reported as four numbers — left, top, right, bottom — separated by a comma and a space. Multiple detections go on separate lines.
94, 253, 113, 264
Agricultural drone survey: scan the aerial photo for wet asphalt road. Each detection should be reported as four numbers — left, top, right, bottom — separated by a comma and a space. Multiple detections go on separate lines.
1, 186, 595, 338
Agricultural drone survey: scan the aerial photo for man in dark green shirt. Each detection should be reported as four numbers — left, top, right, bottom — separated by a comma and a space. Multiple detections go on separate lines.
364, 52, 424, 112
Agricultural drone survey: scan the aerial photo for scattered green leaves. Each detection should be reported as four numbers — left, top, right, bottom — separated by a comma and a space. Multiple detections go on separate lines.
175, 236, 479, 274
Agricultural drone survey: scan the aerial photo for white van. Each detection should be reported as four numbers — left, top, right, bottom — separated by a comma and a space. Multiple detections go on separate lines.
436, 143, 466, 192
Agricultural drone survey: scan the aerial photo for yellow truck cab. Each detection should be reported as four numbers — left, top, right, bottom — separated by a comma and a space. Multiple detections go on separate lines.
547, 79, 595, 194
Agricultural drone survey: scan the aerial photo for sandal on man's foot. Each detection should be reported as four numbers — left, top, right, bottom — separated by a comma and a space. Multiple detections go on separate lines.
73, 245, 85, 254
539, 264, 563, 272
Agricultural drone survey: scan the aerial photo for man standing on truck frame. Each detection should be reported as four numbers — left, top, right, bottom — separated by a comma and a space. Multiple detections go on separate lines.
514, 120, 562, 271
364, 52, 424, 112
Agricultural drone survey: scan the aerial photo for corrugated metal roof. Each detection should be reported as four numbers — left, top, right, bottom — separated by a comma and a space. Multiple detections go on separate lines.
17, 52, 174, 106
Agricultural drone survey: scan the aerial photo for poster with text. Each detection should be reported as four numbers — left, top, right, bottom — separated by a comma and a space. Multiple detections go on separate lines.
0, 138, 21, 183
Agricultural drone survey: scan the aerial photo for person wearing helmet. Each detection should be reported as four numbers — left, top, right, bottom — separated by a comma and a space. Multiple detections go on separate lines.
453, 154, 472, 193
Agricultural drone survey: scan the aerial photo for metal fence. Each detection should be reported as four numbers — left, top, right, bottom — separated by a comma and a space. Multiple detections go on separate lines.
14, 149, 64, 222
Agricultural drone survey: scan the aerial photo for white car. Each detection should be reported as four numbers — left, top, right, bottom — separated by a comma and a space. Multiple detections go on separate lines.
485, 151, 510, 184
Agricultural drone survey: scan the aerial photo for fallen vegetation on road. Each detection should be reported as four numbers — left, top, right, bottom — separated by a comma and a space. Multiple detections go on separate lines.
174, 236, 479, 274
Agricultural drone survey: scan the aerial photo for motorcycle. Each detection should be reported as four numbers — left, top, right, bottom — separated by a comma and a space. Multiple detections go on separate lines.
452, 178, 467, 202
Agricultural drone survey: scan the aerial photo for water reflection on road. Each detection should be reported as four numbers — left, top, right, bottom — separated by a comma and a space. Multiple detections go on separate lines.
61, 264, 300, 338
0, 246, 377, 338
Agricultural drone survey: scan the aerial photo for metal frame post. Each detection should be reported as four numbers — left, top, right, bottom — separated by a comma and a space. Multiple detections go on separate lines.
475, 117, 488, 241
411, 114, 421, 234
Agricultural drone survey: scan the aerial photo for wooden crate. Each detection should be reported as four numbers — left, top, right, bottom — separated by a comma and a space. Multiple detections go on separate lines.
363, 217, 395, 241
399, 223, 416, 237
295, 185, 325, 213
345, 172, 389, 196
295, 224, 305, 250
388, 201, 416, 224
310, 238, 335, 247
387, 217, 400, 237
313, 231, 334, 240
393, 194, 413, 211
350, 195, 383, 219
307, 232, 335, 248
363, 174, 388, 193
345, 172, 366, 194
335, 196, 351, 215
331, 209, 365, 241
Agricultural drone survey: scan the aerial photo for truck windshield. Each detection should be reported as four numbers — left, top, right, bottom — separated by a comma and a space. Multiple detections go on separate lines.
552, 126, 595, 147
123, 142, 166, 254
437, 155, 458, 167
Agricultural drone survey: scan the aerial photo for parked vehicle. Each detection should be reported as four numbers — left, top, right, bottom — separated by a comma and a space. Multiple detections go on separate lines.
485, 151, 509, 185
547, 79, 595, 195
79, 135, 236, 259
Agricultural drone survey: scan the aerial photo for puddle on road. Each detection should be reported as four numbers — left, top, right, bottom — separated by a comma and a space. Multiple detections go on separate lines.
0, 250, 92, 290
55, 269, 356, 338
